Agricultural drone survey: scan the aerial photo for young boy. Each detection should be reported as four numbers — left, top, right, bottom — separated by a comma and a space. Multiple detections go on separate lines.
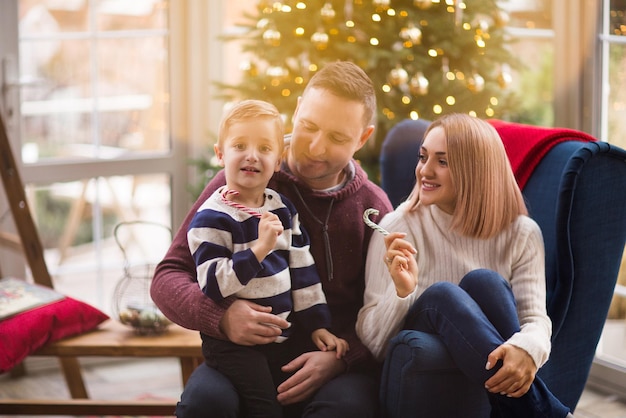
187, 100, 348, 417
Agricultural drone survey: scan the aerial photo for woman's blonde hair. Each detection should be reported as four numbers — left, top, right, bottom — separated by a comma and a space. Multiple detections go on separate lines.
217, 99, 284, 154
407, 113, 527, 239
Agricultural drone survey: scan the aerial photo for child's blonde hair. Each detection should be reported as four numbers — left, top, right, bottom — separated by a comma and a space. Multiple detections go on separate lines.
217, 100, 284, 154
407, 113, 527, 239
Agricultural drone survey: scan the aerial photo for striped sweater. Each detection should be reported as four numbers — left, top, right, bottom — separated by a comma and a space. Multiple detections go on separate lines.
188, 186, 331, 341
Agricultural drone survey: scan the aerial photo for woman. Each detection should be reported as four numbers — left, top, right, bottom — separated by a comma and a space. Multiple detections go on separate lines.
356, 113, 572, 417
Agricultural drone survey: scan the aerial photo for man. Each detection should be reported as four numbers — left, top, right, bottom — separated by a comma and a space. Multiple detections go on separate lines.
151, 61, 392, 417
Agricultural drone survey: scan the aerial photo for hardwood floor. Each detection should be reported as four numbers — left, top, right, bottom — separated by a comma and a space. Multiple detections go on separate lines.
1, 356, 625, 417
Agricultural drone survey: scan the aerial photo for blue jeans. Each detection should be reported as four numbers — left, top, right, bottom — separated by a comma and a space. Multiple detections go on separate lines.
175, 362, 379, 418
405, 269, 570, 418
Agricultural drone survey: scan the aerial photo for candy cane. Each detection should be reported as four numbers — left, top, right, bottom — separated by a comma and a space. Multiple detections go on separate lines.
363, 208, 389, 236
221, 189, 263, 218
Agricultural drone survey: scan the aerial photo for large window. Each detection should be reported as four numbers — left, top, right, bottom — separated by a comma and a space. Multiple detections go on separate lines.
0, 0, 182, 312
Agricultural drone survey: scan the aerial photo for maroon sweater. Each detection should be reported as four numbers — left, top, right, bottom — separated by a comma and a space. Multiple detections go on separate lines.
151, 161, 392, 369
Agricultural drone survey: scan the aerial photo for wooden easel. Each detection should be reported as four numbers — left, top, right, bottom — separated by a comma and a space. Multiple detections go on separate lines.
0, 111, 202, 415
0, 110, 53, 289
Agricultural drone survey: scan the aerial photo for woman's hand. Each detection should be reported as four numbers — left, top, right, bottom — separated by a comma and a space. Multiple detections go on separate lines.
383, 232, 418, 297
484, 344, 537, 398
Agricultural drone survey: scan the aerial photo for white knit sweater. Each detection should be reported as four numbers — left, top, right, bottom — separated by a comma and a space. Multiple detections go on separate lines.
356, 203, 552, 368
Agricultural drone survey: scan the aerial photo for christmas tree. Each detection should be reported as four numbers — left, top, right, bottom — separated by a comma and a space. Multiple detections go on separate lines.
215, 0, 519, 180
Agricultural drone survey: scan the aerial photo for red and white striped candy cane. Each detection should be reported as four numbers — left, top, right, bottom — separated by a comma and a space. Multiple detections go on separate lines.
221, 189, 263, 218
363, 208, 390, 236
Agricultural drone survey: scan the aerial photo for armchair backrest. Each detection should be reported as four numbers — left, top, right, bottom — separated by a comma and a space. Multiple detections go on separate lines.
379, 119, 626, 410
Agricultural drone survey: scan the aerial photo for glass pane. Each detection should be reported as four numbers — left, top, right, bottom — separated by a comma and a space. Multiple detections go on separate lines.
501, 0, 552, 30
29, 174, 171, 313
19, 1, 90, 33
18, 0, 170, 162
20, 38, 95, 158
606, 43, 626, 149
602, 285, 626, 368
97, 37, 169, 152
506, 38, 554, 126
610, 0, 626, 36
96, 0, 168, 31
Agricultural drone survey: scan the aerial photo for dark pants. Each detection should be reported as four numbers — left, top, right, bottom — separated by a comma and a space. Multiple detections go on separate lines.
404, 269, 570, 418
201, 336, 305, 418
175, 352, 379, 418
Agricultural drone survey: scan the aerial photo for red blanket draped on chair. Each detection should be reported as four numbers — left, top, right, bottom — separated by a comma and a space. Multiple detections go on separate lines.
489, 120, 597, 189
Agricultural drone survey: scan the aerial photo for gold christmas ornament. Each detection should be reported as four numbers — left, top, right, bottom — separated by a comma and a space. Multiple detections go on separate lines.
266, 65, 289, 80
409, 72, 429, 95
257, 18, 270, 30
476, 19, 490, 33
311, 30, 330, 50
263, 28, 282, 46
497, 64, 513, 89
467, 72, 485, 93
400, 24, 422, 45
321, 2, 336, 21
389, 66, 409, 86
414, 0, 434, 9
373, 0, 391, 11
259, 0, 273, 12
239, 61, 258, 77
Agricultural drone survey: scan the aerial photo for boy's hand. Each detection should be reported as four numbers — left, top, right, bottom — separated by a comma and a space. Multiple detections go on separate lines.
311, 328, 350, 358
252, 212, 283, 261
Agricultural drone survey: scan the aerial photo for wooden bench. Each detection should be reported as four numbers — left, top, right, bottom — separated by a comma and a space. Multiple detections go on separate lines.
0, 320, 202, 415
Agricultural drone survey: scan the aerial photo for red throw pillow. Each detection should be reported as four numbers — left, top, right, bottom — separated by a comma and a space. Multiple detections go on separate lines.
0, 295, 109, 373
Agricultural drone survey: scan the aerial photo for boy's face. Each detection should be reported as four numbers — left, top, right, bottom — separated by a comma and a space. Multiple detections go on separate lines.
288, 87, 374, 190
214, 118, 282, 196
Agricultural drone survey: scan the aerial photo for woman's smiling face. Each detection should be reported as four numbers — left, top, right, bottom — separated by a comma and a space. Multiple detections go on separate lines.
415, 126, 457, 214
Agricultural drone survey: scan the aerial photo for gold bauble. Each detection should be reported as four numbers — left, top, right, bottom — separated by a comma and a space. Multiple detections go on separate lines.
263, 28, 281, 46
321, 2, 336, 21
266, 65, 289, 80
409, 72, 429, 95
389, 67, 409, 86
239, 61, 258, 77
413, 0, 433, 10
257, 18, 270, 30
497, 65, 513, 89
373, 0, 391, 11
467, 73, 485, 93
311, 30, 330, 50
400, 25, 422, 45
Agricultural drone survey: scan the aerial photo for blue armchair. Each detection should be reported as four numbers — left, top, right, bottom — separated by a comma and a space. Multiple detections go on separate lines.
378, 119, 626, 417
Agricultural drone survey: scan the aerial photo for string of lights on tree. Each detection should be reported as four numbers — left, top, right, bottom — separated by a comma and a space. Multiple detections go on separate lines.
216, 0, 520, 143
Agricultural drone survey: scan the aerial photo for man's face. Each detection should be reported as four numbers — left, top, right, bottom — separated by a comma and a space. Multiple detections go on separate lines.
287, 87, 374, 190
